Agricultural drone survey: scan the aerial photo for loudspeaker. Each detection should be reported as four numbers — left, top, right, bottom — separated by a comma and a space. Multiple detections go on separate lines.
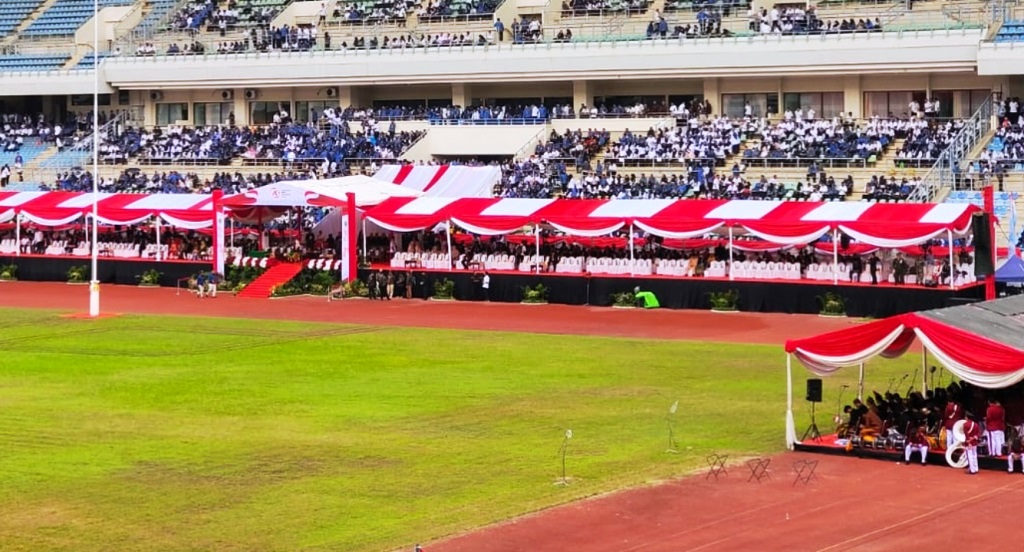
839, 233, 851, 251
972, 213, 994, 277
806, 378, 822, 403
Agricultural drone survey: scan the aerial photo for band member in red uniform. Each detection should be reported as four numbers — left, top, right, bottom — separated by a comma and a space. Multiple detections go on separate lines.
945, 399, 965, 449
986, 398, 1006, 457
904, 424, 929, 465
964, 418, 982, 475
1008, 431, 1024, 473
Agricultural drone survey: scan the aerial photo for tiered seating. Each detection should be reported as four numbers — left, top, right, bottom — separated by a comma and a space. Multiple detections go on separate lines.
23, 0, 135, 37
0, 0, 43, 38
994, 20, 1024, 43
75, 52, 113, 69
135, 0, 178, 32
0, 54, 71, 71
0, 142, 49, 166
945, 190, 1017, 221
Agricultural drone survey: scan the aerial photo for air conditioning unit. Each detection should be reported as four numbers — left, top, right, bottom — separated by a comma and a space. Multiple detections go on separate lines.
220, 89, 234, 101
149, 90, 163, 101
244, 88, 258, 100
324, 87, 338, 98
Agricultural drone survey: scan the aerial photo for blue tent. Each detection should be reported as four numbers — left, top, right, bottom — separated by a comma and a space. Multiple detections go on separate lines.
996, 255, 1024, 283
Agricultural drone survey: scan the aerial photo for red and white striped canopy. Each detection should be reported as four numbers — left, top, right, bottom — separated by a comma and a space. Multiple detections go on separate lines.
0, 191, 214, 228
373, 165, 500, 198
365, 198, 982, 247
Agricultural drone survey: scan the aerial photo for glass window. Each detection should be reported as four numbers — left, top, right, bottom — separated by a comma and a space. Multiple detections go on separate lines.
863, 91, 923, 118
294, 100, 336, 124
249, 101, 291, 125
70, 94, 112, 106
156, 102, 188, 125
722, 93, 773, 118
193, 102, 234, 126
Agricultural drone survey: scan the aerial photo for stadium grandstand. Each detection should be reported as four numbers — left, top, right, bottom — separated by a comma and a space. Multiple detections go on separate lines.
0, 0, 1023, 287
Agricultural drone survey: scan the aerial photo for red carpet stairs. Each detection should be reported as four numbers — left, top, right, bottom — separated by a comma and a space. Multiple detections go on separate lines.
236, 263, 303, 298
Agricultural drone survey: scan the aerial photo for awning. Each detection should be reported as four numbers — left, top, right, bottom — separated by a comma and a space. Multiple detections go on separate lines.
365, 198, 981, 246
0, 191, 214, 227
373, 164, 500, 198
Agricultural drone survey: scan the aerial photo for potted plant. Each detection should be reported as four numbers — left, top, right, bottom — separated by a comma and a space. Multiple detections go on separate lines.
521, 283, 548, 305
432, 278, 456, 300
707, 289, 739, 312
67, 265, 88, 284
344, 278, 370, 298
139, 269, 162, 287
0, 264, 17, 281
818, 291, 846, 317
612, 291, 636, 308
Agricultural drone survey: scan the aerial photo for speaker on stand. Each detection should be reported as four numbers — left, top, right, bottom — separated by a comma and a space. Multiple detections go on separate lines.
803, 378, 823, 442
972, 213, 995, 277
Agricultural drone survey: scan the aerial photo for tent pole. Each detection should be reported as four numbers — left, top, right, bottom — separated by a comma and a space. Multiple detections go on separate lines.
728, 226, 734, 281
629, 222, 635, 276
535, 225, 540, 274
947, 228, 955, 289
155, 217, 161, 261
786, 353, 796, 449
14, 214, 20, 257
858, 362, 864, 400
832, 228, 839, 285
345, 192, 358, 281
230, 217, 234, 248
446, 219, 453, 270
922, 349, 928, 393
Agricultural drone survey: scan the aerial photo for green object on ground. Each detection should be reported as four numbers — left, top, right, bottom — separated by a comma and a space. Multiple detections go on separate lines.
635, 290, 660, 308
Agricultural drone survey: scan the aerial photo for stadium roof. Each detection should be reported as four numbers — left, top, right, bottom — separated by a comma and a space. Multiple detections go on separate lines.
785, 295, 1024, 389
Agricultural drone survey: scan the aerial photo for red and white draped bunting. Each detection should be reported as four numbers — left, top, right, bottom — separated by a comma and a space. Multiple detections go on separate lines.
0, 191, 213, 227
366, 198, 980, 247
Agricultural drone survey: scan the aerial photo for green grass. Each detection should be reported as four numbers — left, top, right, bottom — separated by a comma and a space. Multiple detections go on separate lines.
0, 308, 920, 551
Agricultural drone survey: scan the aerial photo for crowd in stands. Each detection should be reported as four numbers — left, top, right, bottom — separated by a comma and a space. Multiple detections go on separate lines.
562, 0, 650, 15
94, 116, 422, 166
533, 129, 610, 170
170, 0, 215, 31
895, 118, 965, 164
48, 167, 326, 194
748, 5, 882, 35
418, 0, 500, 19
609, 117, 747, 164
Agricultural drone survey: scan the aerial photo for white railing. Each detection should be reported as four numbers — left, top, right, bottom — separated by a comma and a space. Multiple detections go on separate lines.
905, 98, 994, 203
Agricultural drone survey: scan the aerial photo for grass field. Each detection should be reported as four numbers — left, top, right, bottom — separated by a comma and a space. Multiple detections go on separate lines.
0, 308, 920, 551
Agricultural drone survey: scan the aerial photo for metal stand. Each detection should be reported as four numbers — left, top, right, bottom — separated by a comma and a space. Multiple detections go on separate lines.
803, 402, 822, 442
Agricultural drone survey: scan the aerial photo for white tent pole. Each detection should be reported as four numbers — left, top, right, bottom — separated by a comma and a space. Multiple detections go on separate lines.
155, 217, 161, 261
535, 225, 540, 274
14, 214, 20, 257
446, 220, 453, 270
858, 362, 865, 400
728, 226, 735, 281
947, 228, 955, 289
921, 349, 928, 393
786, 353, 796, 450
832, 228, 839, 285
629, 222, 635, 276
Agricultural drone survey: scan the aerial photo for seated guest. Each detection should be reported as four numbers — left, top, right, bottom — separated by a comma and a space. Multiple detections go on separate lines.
860, 399, 883, 437
903, 424, 929, 465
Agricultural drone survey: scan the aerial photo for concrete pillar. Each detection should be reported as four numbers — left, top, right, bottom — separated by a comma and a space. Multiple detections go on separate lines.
232, 89, 248, 126
337, 85, 361, 109
703, 77, 720, 116
843, 75, 862, 119
572, 80, 593, 114
452, 83, 471, 108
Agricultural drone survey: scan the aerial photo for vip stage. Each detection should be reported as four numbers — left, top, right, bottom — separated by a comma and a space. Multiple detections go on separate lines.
363, 267, 985, 318
1, 255, 205, 287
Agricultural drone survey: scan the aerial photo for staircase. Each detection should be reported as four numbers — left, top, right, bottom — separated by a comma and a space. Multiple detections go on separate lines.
236, 263, 303, 298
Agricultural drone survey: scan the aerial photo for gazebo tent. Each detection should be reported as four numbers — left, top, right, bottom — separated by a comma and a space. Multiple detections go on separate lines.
995, 255, 1024, 283
782, 295, 1024, 448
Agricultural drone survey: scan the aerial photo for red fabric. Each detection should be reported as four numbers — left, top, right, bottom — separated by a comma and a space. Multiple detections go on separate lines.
392, 165, 414, 185
785, 315, 910, 356
912, 315, 1024, 375
421, 165, 449, 193
944, 403, 964, 430
987, 404, 1006, 431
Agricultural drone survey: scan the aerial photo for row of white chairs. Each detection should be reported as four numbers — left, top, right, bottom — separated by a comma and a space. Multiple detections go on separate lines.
730, 261, 803, 280
0, 238, 18, 254
389, 252, 452, 270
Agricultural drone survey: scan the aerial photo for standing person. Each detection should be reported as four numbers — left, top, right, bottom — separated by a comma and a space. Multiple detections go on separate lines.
964, 418, 982, 475
405, 270, 414, 299
482, 270, 491, 301
367, 272, 378, 300
892, 253, 908, 285
386, 271, 394, 300
196, 271, 207, 298
868, 252, 880, 285
849, 255, 863, 283
904, 424, 929, 465
208, 271, 219, 298
944, 398, 965, 449
987, 398, 1006, 457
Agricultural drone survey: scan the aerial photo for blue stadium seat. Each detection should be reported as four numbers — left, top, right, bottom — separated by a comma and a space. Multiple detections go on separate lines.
0, 141, 49, 166
22, 0, 134, 37
0, 54, 70, 71
0, 0, 44, 38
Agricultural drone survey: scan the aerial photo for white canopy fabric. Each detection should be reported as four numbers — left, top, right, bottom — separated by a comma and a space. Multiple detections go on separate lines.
222, 175, 423, 209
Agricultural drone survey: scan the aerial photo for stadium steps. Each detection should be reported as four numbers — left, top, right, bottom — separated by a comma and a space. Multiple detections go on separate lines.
236, 262, 303, 298
0, 0, 60, 47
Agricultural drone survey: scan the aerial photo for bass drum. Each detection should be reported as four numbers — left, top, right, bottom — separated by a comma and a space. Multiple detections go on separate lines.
946, 444, 969, 469
938, 428, 948, 450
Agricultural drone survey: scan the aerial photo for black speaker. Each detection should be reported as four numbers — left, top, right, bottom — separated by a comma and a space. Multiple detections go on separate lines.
806, 379, 822, 403
839, 233, 851, 251
973, 213, 994, 277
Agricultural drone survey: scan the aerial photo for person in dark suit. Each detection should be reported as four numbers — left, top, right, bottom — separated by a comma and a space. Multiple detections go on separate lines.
892, 253, 909, 285
868, 253, 881, 285
850, 255, 864, 283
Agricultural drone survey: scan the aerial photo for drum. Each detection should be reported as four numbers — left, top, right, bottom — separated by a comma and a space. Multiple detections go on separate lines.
946, 444, 968, 469
926, 436, 939, 450
938, 428, 948, 449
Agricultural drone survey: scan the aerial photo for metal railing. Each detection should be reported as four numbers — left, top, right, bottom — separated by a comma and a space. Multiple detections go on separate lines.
905, 98, 994, 203
33, 111, 133, 182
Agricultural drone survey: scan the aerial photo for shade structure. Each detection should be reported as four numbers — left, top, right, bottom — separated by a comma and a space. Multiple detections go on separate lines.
373, 164, 500, 197
782, 295, 1024, 447
365, 197, 981, 245
0, 191, 214, 227
995, 255, 1024, 283
222, 174, 423, 209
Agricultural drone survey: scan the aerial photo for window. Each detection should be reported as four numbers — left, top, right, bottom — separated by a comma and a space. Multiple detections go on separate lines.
782, 92, 843, 118
156, 102, 188, 125
70, 94, 112, 106
294, 100, 336, 124
117, 90, 130, 106
721, 93, 777, 118
863, 91, 922, 118
250, 101, 291, 125
193, 102, 234, 126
